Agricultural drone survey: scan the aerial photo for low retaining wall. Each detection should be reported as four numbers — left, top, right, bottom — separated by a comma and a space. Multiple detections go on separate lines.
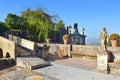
48, 44, 99, 57
71, 45, 99, 57
48, 44, 120, 58
48, 44, 70, 57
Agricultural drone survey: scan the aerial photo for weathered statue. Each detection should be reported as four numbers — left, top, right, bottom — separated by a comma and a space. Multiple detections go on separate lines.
99, 27, 109, 51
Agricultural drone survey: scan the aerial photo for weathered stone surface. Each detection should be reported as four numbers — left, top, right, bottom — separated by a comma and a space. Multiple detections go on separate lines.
71, 45, 99, 57
97, 51, 108, 72
108, 62, 120, 73
0, 58, 14, 66
112, 53, 120, 62
0, 36, 15, 60
17, 57, 50, 70
16, 45, 32, 57
8, 34, 35, 51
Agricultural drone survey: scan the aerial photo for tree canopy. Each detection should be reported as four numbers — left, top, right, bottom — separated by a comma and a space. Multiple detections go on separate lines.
21, 8, 55, 41
5, 13, 27, 30
4, 8, 66, 42
55, 20, 65, 31
0, 22, 8, 35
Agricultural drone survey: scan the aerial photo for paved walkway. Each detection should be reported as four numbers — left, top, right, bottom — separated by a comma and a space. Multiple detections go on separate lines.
1, 57, 120, 80
33, 57, 120, 80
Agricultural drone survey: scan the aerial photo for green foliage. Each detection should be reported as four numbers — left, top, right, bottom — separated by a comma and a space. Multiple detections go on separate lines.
4, 7, 64, 42
109, 33, 119, 40
55, 20, 65, 31
5, 13, 27, 30
0, 22, 9, 34
21, 8, 55, 42
63, 34, 69, 40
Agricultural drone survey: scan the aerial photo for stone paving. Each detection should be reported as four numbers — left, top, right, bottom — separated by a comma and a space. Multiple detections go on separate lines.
34, 57, 120, 80
0, 56, 120, 80
0, 66, 59, 80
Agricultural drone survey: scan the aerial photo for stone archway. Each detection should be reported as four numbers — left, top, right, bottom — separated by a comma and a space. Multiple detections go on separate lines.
6, 52, 10, 58
0, 48, 3, 58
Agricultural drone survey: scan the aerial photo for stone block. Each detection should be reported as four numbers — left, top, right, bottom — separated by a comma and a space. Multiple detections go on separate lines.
108, 62, 120, 73
17, 57, 50, 70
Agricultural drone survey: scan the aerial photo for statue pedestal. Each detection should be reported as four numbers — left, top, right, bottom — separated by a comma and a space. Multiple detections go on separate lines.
37, 44, 50, 60
97, 51, 109, 73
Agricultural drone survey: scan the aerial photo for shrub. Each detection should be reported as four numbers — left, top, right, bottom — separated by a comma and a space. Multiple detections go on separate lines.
63, 34, 69, 40
109, 33, 119, 40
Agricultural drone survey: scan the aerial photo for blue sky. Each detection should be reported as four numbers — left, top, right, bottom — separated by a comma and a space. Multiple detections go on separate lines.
0, 0, 120, 41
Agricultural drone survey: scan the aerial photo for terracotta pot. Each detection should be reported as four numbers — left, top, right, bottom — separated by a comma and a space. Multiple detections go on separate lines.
46, 38, 51, 43
60, 50, 64, 57
63, 39, 69, 44
110, 40, 118, 47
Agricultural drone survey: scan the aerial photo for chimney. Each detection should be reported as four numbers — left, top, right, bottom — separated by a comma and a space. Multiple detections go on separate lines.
74, 23, 78, 29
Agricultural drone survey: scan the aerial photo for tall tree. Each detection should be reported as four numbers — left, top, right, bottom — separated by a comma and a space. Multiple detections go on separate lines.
21, 8, 55, 42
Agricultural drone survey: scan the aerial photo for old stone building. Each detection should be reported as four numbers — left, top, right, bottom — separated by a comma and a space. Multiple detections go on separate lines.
69, 23, 86, 45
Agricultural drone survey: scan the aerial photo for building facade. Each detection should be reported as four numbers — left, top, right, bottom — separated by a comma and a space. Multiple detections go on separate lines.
69, 23, 86, 45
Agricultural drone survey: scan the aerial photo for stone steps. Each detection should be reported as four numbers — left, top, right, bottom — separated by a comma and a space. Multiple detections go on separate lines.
16, 45, 32, 57
17, 57, 50, 70
0, 58, 14, 66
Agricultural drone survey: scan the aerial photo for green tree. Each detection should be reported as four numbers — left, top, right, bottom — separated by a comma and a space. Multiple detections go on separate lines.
0, 21, 8, 35
5, 13, 27, 30
21, 8, 55, 42
55, 20, 65, 31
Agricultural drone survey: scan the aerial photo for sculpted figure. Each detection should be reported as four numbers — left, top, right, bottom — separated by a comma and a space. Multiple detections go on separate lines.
99, 27, 109, 51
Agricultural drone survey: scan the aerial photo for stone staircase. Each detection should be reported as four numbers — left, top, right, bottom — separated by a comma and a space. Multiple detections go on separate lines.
16, 45, 32, 57
16, 45, 50, 70
17, 57, 50, 70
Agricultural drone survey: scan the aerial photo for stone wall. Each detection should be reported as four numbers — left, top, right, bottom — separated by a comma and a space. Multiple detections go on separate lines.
47, 44, 70, 57
0, 36, 15, 59
48, 44, 120, 58
107, 47, 120, 62
48, 44, 98, 57
71, 45, 99, 57
7, 34, 35, 51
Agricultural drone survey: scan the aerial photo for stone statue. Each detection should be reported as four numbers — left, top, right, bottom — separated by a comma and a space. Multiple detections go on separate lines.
99, 27, 109, 51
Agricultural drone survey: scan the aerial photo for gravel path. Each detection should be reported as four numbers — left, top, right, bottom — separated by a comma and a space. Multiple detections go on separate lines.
34, 62, 120, 80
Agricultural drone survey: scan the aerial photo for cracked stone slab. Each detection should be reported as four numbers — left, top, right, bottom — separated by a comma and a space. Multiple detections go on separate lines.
17, 57, 50, 70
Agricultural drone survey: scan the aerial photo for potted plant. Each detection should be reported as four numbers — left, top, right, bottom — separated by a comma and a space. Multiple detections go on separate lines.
63, 34, 70, 44
109, 33, 119, 47
46, 38, 51, 43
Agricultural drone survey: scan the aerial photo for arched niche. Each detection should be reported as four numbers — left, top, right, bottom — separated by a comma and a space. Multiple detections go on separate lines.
6, 52, 10, 58
0, 48, 3, 58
